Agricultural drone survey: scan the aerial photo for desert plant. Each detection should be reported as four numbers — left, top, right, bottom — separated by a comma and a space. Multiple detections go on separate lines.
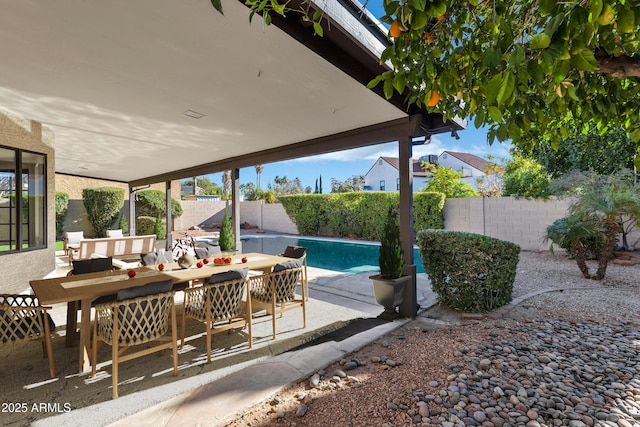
82, 187, 125, 237
55, 192, 69, 238
544, 215, 604, 279
549, 170, 640, 280
218, 210, 235, 251
378, 206, 404, 279
417, 230, 520, 312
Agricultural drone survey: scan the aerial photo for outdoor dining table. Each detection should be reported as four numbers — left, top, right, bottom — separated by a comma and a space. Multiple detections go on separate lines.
29, 252, 291, 373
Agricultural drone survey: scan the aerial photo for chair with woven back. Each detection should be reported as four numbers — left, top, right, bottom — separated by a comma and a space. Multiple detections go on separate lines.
91, 278, 178, 399
0, 294, 56, 378
181, 268, 252, 363
279, 245, 308, 301
64, 257, 117, 345
249, 259, 306, 340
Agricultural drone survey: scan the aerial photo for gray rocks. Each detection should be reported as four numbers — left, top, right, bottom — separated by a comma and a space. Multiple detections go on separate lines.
402, 320, 639, 427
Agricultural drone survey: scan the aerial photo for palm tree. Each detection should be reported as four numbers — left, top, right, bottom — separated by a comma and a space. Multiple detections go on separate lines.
255, 164, 263, 189
544, 215, 602, 279
569, 185, 640, 279
222, 170, 231, 200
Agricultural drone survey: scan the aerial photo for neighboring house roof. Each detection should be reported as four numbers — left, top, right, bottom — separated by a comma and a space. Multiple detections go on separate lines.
441, 151, 490, 173
376, 157, 429, 176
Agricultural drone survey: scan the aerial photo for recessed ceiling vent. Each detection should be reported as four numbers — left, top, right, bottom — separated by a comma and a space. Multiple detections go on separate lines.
183, 110, 205, 119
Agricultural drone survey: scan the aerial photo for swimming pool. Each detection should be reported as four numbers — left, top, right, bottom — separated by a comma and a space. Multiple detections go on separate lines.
238, 235, 425, 274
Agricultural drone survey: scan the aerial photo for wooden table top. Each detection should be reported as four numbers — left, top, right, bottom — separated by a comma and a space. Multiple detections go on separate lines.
30, 252, 290, 305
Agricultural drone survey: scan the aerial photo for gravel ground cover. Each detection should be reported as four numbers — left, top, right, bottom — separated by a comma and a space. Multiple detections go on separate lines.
222, 251, 640, 427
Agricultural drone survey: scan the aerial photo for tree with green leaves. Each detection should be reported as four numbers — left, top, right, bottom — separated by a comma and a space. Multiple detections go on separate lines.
371, 0, 640, 156
514, 128, 639, 177
331, 175, 365, 192
421, 162, 477, 198
502, 156, 553, 199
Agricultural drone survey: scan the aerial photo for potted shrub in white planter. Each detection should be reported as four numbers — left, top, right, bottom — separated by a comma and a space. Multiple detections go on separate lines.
369, 206, 410, 320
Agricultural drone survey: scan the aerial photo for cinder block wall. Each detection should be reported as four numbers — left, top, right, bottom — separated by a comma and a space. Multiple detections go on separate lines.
56, 175, 180, 237
444, 196, 574, 251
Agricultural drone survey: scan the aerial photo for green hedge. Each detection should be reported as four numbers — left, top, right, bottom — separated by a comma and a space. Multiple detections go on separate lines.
137, 215, 166, 240
279, 192, 444, 240
417, 230, 520, 312
135, 189, 183, 219
83, 187, 125, 237
55, 192, 69, 238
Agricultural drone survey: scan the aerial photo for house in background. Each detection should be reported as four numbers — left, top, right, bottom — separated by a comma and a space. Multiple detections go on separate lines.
363, 157, 431, 192
436, 151, 490, 191
363, 151, 490, 192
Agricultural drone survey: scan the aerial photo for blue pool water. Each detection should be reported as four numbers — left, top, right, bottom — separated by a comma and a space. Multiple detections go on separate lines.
239, 235, 425, 274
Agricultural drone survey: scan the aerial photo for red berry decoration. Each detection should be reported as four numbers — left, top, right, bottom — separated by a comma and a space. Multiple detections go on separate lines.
158, 264, 165, 271
242, 257, 248, 263
203, 258, 209, 264
127, 270, 136, 278
196, 261, 203, 268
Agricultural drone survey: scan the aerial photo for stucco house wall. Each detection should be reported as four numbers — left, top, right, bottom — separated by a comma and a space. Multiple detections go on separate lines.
364, 158, 399, 191
437, 152, 486, 191
0, 110, 56, 294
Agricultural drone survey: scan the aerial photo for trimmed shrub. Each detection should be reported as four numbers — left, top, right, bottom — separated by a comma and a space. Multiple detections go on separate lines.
417, 230, 520, 312
135, 189, 183, 219
136, 215, 163, 237
55, 192, 69, 238
279, 192, 444, 240
153, 215, 166, 240
83, 187, 125, 237
118, 213, 129, 234
218, 210, 235, 251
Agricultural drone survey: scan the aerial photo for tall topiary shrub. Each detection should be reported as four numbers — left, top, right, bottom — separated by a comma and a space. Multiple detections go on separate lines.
378, 206, 404, 279
153, 214, 166, 240
118, 213, 129, 234
417, 230, 520, 312
55, 192, 69, 239
218, 210, 234, 251
82, 187, 125, 237
135, 189, 183, 219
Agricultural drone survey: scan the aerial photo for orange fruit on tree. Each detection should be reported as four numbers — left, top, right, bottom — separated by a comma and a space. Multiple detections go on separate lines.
389, 21, 402, 38
427, 90, 441, 107
425, 32, 434, 44
437, 14, 446, 21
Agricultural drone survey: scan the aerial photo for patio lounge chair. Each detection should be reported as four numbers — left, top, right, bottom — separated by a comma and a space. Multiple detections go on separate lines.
91, 279, 178, 399
0, 294, 56, 378
249, 259, 305, 340
63, 231, 84, 256
181, 268, 252, 363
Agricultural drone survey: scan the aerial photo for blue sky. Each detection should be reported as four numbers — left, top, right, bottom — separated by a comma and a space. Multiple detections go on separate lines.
203, 126, 512, 192
201, 2, 513, 192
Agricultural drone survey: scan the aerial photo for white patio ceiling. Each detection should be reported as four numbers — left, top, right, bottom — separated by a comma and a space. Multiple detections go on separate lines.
0, 0, 451, 185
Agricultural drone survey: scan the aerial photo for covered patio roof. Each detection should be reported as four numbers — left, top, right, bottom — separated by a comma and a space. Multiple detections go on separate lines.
0, 0, 463, 186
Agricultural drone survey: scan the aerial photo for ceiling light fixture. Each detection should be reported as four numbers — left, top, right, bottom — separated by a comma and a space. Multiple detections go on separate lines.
183, 110, 205, 119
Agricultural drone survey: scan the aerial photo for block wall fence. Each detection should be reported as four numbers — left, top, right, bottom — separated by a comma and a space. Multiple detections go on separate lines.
177, 197, 639, 252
